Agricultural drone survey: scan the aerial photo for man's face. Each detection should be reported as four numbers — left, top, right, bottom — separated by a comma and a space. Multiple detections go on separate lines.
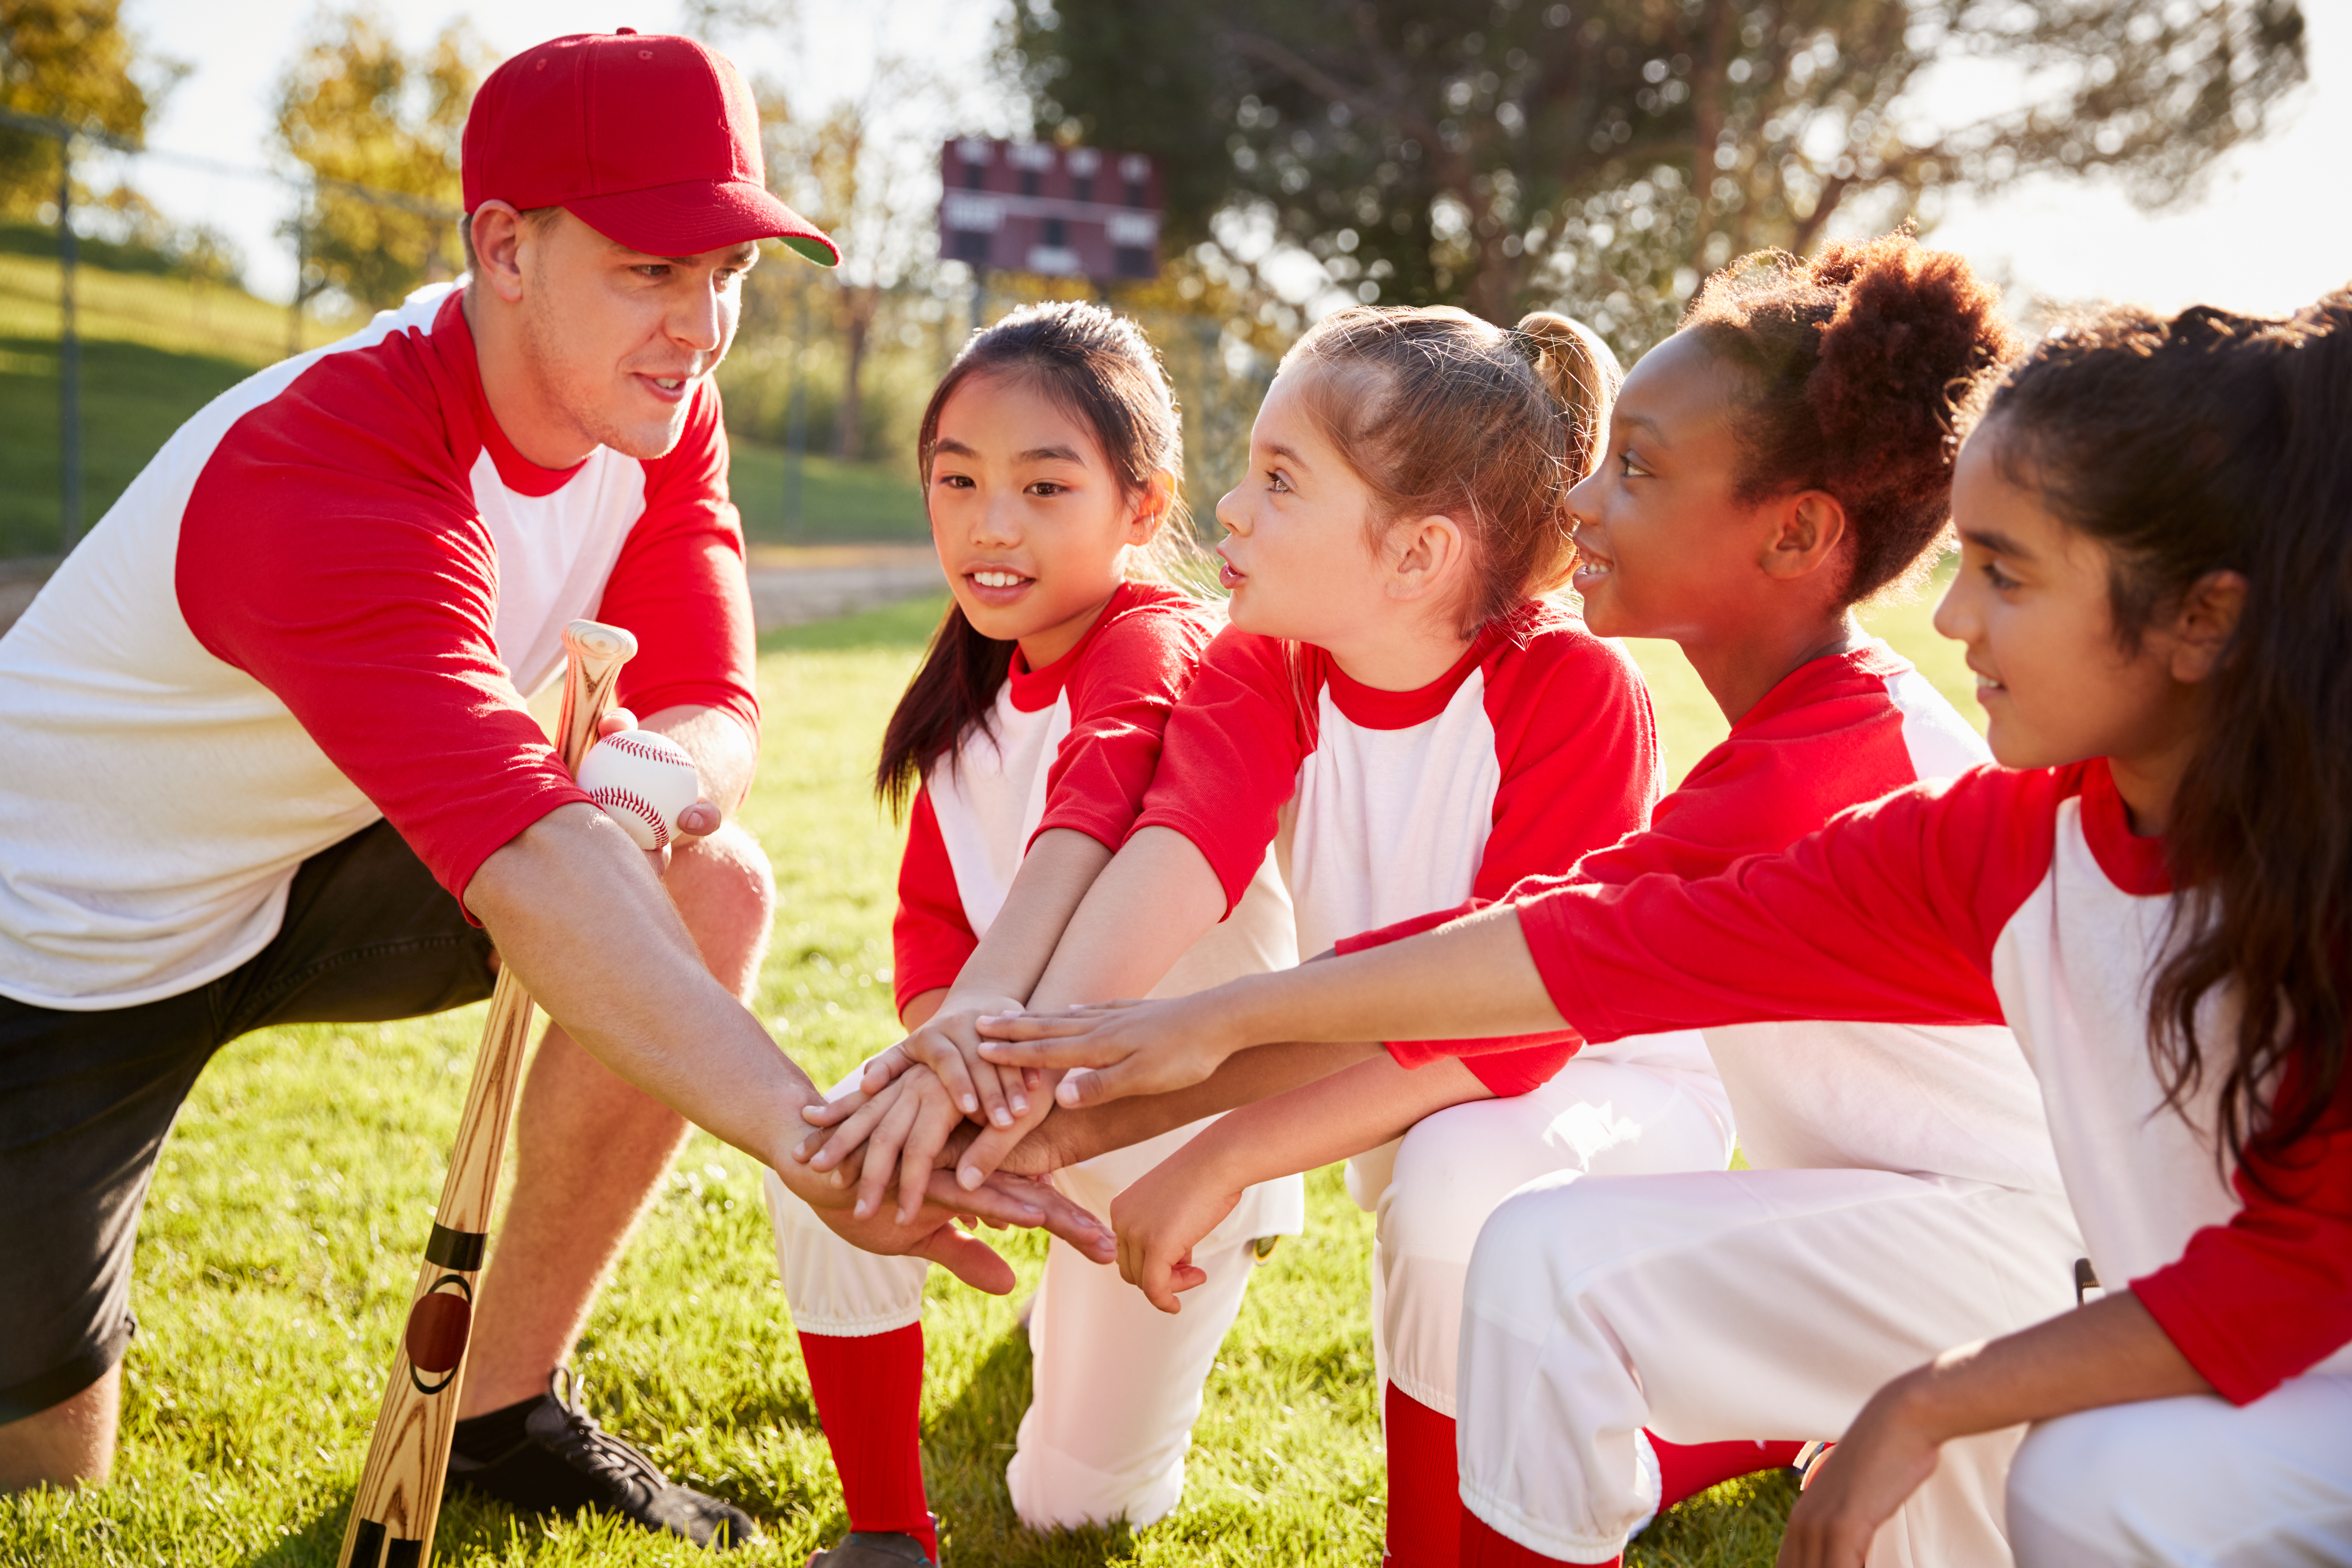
514, 209, 758, 460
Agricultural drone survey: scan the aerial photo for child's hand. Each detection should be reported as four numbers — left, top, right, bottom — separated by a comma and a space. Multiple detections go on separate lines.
794, 1067, 970, 1224
1777, 1374, 1942, 1568
798, 996, 1044, 1135
976, 991, 1242, 1107
1107, 1146, 1245, 1314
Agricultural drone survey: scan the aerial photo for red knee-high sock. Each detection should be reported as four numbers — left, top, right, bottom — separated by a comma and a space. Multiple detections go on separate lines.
1648, 1434, 1807, 1513
1385, 1382, 1464, 1568
1459, 1510, 1618, 1567
798, 1325, 937, 1562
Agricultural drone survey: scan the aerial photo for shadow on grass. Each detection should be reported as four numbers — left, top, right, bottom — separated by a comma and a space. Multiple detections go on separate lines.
919, 1323, 1142, 1567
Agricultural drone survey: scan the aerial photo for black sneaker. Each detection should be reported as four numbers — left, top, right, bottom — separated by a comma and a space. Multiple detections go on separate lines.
447, 1367, 761, 1550
807, 1532, 935, 1567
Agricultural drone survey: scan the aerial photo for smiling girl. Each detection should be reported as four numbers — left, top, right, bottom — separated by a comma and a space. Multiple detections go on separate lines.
822, 302, 1733, 1568
982, 236, 2058, 1566
761, 302, 1301, 1564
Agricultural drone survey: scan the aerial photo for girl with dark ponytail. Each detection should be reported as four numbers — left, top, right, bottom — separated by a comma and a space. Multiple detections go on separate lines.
764, 301, 1306, 1562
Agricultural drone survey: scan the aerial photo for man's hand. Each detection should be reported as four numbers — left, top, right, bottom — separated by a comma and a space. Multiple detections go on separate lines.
977, 990, 1245, 1108
1778, 1371, 1943, 1568
1106, 1141, 1245, 1314
594, 709, 724, 874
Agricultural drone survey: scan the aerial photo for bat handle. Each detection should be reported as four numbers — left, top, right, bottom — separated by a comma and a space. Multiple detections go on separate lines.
554, 619, 639, 773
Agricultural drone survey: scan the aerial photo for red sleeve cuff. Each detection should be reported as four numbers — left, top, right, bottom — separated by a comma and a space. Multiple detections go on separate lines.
447, 784, 596, 922
1032, 803, 1129, 854
1127, 807, 1257, 916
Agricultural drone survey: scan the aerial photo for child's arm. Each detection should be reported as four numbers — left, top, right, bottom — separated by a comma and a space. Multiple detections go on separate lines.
836, 827, 1112, 1130
983, 902, 1564, 1102
1111, 1054, 1493, 1311
1782, 1293, 2210, 1568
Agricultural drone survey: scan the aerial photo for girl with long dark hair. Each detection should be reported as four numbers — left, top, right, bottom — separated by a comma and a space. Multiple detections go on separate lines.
762, 301, 1301, 1564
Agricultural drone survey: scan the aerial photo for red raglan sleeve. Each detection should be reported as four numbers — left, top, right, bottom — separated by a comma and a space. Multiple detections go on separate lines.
892, 784, 975, 1017
1033, 600, 1215, 851
1522, 767, 2039, 1044
2131, 1076, 2352, 1404
177, 344, 591, 913
1384, 626, 1664, 1095
594, 383, 760, 740
1128, 626, 1313, 916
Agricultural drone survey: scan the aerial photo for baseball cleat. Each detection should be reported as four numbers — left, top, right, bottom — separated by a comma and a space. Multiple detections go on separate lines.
446, 1367, 761, 1550
806, 1530, 937, 1566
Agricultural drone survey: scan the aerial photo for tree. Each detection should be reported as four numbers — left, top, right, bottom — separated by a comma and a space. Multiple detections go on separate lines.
1009, 0, 2308, 343
275, 6, 487, 311
765, 54, 959, 461
0, 0, 179, 213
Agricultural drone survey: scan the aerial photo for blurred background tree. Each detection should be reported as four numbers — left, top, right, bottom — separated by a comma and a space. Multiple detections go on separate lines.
1010, 0, 2309, 345
0, 0, 178, 212
274, 4, 485, 312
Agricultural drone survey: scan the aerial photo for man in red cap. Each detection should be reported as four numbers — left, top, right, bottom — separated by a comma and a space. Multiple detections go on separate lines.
0, 30, 1105, 1548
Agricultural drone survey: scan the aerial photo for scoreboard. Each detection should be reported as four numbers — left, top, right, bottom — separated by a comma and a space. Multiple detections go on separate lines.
937, 138, 1164, 282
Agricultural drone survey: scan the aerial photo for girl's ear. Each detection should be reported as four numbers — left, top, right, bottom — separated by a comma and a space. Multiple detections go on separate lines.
1386, 513, 1468, 604
1126, 469, 1177, 546
2161, 569, 2248, 684
1758, 490, 1851, 583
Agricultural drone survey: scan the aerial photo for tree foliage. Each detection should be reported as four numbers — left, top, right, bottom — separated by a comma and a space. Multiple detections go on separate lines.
0, 0, 177, 213
275, 6, 486, 311
1009, 0, 2308, 344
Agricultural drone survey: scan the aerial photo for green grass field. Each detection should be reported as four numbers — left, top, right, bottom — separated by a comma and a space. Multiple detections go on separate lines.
0, 244, 923, 558
0, 584, 1973, 1567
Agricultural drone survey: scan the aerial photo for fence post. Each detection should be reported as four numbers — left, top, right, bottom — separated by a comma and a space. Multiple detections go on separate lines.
57, 135, 82, 551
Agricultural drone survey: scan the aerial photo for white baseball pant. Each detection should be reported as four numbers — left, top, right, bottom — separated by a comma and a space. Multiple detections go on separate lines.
1457, 1166, 2085, 1566
764, 1106, 1304, 1531
1345, 1044, 1736, 1417
2008, 1373, 2352, 1567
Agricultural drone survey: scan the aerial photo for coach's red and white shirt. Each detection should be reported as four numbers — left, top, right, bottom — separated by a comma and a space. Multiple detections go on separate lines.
893, 581, 1294, 1018
1133, 599, 1701, 1096
0, 283, 756, 1009
1521, 758, 2352, 1403
1355, 644, 2062, 1195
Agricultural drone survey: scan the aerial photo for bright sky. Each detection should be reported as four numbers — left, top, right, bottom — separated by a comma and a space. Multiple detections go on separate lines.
115, 0, 2352, 319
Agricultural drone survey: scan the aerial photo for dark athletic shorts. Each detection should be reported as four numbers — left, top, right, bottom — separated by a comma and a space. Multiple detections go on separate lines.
0, 820, 495, 1422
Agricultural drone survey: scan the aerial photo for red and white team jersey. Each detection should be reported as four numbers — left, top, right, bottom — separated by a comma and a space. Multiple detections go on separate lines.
0, 283, 756, 1010
1520, 757, 2352, 1404
1365, 644, 2061, 1194
1134, 599, 1688, 1095
892, 581, 1295, 1018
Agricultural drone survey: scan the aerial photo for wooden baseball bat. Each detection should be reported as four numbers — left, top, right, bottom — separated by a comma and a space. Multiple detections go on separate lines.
337, 619, 638, 1568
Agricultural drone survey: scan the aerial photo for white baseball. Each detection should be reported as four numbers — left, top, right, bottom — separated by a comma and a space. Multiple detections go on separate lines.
577, 731, 701, 851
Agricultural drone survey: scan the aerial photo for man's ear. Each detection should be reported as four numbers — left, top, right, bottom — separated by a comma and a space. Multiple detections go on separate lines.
1387, 513, 1467, 604
469, 200, 531, 305
2164, 569, 2248, 684
1126, 469, 1178, 546
1758, 490, 1850, 582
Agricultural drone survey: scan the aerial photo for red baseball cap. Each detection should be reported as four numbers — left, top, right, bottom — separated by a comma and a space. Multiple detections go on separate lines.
463, 29, 838, 265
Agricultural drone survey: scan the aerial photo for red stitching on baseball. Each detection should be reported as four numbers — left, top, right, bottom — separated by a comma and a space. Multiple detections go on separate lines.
587, 785, 670, 849
602, 733, 684, 764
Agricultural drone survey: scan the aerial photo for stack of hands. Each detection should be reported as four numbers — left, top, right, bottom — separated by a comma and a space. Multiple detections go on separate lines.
784, 986, 1245, 1312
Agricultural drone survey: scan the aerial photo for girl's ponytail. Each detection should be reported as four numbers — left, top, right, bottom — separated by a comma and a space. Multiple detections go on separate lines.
1513, 311, 1623, 486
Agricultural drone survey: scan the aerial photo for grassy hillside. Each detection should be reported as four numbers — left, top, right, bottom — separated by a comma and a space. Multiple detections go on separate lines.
0, 241, 924, 558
